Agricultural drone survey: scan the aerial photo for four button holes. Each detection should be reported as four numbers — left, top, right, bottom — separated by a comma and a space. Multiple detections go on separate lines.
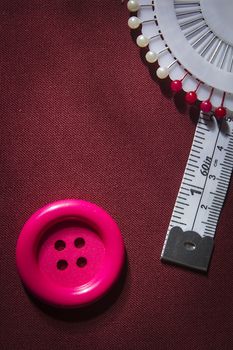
55, 238, 87, 270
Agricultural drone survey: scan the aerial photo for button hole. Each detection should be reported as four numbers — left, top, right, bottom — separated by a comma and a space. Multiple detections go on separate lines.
74, 237, 85, 248
54, 240, 66, 251
76, 257, 87, 267
57, 260, 68, 270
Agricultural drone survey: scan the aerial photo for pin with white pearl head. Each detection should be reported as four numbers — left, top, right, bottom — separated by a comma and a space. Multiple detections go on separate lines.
127, 0, 140, 12
156, 60, 177, 79
156, 66, 169, 79
145, 51, 158, 63
128, 16, 141, 29
136, 34, 149, 48
127, 0, 153, 12
128, 17, 157, 30
136, 33, 160, 48
145, 47, 169, 63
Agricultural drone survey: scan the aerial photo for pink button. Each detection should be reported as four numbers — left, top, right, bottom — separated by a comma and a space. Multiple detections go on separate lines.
16, 200, 125, 308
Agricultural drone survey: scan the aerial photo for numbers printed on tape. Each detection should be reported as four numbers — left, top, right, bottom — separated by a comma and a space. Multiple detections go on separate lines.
161, 111, 233, 272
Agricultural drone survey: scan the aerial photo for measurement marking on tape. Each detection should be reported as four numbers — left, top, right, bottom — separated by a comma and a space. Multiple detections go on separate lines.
171, 220, 186, 226
193, 144, 204, 150
215, 189, 224, 195
212, 199, 224, 206
197, 126, 210, 132
190, 154, 201, 159
161, 111, 233, 272
195, 137, 205, 142
210, 191, 225, 197
186, 167, 196, 172
182, 183, 203, 190
218, 179, 228, 185
180, 191, 189, 196
183, 177, 192, 182
208, 214, 218, 220
219, 175, 229, 181
176, 205, 184, 210
221, 167, 232, 174
187, 164, 199, 169
221, 160, 232, 167
174, 210, 184, 215
210, 204, 222, 210
176, 201, 190, 206
177, 196, 187, 201
222, 166, 232, 172
185, 173, 195, 177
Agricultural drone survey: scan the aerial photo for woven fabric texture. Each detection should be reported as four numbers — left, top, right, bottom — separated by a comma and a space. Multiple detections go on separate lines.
0, 1, 233, 349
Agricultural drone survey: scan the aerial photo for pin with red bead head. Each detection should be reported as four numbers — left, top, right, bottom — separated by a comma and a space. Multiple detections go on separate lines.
170, 72, 188, 93
214, 93, 227, 120
200, 88, 213, 113
185, 81, 202, 105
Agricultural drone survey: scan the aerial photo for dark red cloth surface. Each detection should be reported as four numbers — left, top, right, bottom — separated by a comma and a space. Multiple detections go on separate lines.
1, 1, 233, 349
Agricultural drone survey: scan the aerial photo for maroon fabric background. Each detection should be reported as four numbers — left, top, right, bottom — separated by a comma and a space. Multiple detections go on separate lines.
1, 1, 233, 349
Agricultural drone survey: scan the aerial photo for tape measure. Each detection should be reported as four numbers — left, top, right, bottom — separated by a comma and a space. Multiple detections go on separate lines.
161, 111, 233, 272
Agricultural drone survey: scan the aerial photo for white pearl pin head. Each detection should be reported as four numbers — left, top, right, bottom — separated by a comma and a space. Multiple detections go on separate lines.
156, 66, 169, 79
128, 16, 141, 29
145, 51, 158, 63
127, 0, 140, 12
136, 35, 149, 48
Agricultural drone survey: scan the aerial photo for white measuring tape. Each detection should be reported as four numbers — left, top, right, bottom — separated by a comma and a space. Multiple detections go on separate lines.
161, 111, 233, 271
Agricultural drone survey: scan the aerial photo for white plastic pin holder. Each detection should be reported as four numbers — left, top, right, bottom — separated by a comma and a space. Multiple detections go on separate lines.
127, 0, 233, 117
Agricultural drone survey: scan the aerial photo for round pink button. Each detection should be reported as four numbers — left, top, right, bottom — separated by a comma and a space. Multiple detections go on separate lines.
16, 200, 125, 308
